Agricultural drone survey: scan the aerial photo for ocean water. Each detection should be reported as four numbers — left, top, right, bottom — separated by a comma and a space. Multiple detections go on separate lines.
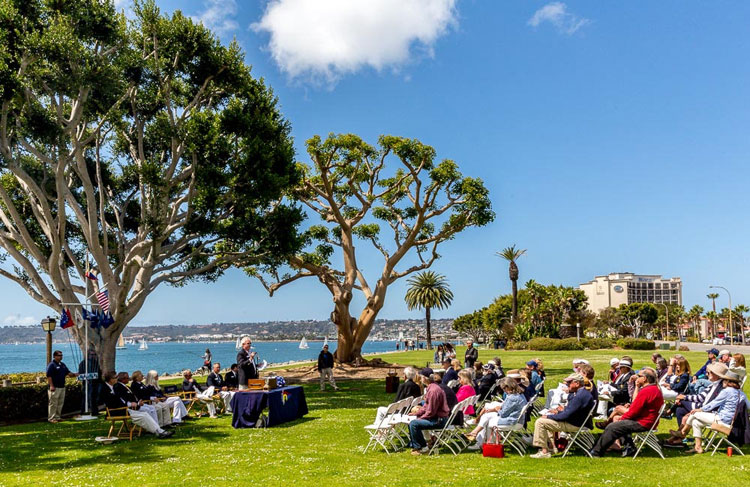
0, 340, 403, 375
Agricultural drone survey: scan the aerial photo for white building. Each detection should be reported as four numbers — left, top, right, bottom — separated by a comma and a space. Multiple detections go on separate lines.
579, 272, 682, 313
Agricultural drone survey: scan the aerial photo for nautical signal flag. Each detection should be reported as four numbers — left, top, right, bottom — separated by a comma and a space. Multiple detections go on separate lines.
60, 308, 74, 329
86, 269, 99, 281
96, 290, 110, 313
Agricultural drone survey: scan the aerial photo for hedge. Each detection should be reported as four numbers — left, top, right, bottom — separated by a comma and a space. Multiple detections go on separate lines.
615, 338, 656, 350
0, 379, 82, 422
580, 338, 614, 349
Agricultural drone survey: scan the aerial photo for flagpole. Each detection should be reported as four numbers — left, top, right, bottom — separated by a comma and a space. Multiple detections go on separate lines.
76, 250, 96, 421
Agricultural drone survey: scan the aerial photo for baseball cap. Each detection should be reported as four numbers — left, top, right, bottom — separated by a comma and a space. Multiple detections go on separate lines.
482, 363, 495, 371
564, 372, 585, 383
419, 367, 433, 378
525, 360, 538, 367
609, 357, 620, 366
708, 348, 720, 356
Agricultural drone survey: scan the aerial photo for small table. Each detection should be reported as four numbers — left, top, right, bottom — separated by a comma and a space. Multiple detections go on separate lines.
230, 386, 308, 428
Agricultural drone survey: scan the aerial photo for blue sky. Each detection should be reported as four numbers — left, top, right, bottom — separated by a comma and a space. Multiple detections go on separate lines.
3, 0, 750, 326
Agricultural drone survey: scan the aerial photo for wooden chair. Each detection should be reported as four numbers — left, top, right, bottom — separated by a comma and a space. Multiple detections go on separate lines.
105, 407, 142, 441
180, 391, 208, 417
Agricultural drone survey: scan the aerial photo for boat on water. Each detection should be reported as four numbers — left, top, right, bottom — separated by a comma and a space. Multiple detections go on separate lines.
116, 335, 126, 350
138, 339, 149, 351
299, 337, 309, 349
323, 336, 328, 347
235, 337, 241, 350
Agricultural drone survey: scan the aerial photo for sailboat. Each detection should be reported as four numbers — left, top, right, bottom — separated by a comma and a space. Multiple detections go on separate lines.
116, 334, 126, 350
323, 336, 329, 347
138, 339, 149, 351
298, 337, 309, 349
235, 337, 241, 350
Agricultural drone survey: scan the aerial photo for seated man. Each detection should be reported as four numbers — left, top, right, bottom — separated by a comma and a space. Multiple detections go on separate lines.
144, 370, 188, 423
182, 370, 217, 418
590, 367, 664, 457
611, 359, 634, 405
207, 362, 235, 414
102, 371, 173, 438
114, 372, 160, 427
396, 366, 422, 402
693, 348, 719, 381
130, 370, 172, 427
441, 359, 458, 386
434, 373, 460, 425
224, 363, 239, 389
408, 372, 450, 455
477, 363, 497, 400
530, 373, 594, 458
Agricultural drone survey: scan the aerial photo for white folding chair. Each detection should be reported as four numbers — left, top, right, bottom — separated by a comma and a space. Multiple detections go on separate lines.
632, 403, 666, 459
561, 404, 598, 458
488, 395, 537, 456
389, 397, 416, 446
428, 397, 475, 456
363, 401, 403, 454
703, 400, 746, 457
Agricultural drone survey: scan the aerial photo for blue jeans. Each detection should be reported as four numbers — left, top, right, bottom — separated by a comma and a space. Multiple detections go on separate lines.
408, 417, 448, 449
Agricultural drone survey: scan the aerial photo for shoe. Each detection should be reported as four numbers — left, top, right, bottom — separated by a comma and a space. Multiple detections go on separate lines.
530, 451, 551, 459
621, 446, 635, 457
594, 420, 608, 429
588, 449, 602, 458
685, 448, 703, 454
410, 449, 423, 456
463, 434, 476, 442
157, 430, 174, 439
467, 443, 481, 451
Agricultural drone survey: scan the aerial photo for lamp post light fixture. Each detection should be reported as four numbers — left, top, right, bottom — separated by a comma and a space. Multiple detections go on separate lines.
658, 303, 670, 343
709, 286, 733, 346
41, 316, 57, 364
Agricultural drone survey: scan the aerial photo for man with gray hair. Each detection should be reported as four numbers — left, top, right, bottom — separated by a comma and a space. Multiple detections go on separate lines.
396, 367, 421, 401
236, 336, 258, 390
590, 367, 664, 457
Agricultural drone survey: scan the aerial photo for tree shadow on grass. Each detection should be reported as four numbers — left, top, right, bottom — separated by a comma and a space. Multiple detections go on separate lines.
0, 417, 230, 473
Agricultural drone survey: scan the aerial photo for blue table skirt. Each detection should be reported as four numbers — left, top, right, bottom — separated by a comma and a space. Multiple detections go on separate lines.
230, 386, 308, 428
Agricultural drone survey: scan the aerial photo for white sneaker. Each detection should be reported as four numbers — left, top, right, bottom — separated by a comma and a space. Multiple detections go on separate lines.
467, 443, 481, 451
530, 451, 551, 459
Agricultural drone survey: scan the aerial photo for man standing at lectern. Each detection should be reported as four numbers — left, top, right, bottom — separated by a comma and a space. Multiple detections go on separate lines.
237, 336, 258, 390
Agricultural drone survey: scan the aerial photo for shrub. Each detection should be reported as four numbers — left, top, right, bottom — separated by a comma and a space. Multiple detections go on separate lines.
505, 341, 528, 350
686, 337, 700, 343
0, 372, 45, 383
580, 338, 614, 349
526, 338, 584, 351
0, 379, 82, 422
616, 338, 656, 350
679, 345, 690, 352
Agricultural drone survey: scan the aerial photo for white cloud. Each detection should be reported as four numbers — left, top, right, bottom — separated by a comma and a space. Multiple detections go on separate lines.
192, 0, 239, 35
528, 2, 589, 35
252, 0, 458, 85
3, 314, 37, 327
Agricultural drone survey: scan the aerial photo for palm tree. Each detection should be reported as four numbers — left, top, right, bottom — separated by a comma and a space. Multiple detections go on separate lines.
404, 271, 454, 350
734, 304, 749, 341
707, 292, 719, 338
496, 245, 527, 325
688, 304, 704, 340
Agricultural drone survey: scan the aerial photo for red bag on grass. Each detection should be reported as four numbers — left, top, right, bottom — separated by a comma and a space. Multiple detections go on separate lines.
482, 442, 504, 458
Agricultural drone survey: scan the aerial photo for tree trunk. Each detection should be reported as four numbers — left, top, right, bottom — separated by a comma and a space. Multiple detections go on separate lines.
511, 278, 518, 324
425, 307, 432, 350
99, 334, 118, 373
331, 285, 387, 363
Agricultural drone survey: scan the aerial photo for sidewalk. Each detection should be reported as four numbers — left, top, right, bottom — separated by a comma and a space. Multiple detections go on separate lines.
655, 340, 750, 353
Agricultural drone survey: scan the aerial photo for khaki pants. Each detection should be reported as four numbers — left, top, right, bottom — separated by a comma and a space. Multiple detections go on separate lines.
686, 411, 726, 439
532, 418, 580, 450
48, 387, 65, 422
319, 368, 337, 390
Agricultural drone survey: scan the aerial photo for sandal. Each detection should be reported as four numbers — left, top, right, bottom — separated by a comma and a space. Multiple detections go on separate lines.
685, 448, 703, 454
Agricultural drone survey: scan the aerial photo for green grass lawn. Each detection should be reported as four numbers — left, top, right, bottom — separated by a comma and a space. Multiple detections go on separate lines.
1, 349, 749, 487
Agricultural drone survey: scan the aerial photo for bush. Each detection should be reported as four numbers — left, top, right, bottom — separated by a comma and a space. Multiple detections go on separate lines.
616, 338, 656, 350
526, 338, 584, 351
679, 345, 690, 352
686, 337, 700, 343
505, 341, 528, 350
0, 379, 82, 422
580, 338, 614, 349
0, 372, 45, 383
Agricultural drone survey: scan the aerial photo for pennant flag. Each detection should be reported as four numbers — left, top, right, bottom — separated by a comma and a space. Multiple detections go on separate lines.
88, 309, 100, 329
60, 308, 74, 329
86, 269, 99, 281
101, 312, 115, 329
75, 309, 84, 329
81, 308, 90, 321
96, 290, 110, 313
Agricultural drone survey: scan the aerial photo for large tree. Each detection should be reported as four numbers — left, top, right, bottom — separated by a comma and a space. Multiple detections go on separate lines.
707, 292, 719, 339
404, 270, 453, 350
496, 245, 526, 325
251, 134, 494, 362
617, 303, 658, 338
0, 0, 301, 369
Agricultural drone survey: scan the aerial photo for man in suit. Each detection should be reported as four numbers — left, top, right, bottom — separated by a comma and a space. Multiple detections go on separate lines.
131, 370, 171, 427
611, 359, 634, 405
224, 364, 239, 389
182, 370, 217, 417
441, 359, 458, 387
114, 372, 161, 426
464, 340, 478, 369
207, 362, 235, 414
103, 371, 173, 438
237, 336, 258, 390
395, 367, 422, 401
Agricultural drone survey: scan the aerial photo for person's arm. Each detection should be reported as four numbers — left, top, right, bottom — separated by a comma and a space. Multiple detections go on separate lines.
548, 393, 582, 422
701, 388, 728, 413
620, 387, 648, 422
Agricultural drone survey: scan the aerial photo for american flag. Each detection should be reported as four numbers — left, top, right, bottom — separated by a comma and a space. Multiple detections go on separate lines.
96, 290, 110, 313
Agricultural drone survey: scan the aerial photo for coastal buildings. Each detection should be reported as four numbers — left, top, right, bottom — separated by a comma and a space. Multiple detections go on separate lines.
579, 272, 682, 313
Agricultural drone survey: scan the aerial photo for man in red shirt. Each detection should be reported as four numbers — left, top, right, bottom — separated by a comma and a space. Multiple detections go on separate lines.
408, 370, 450, 455
590, 367, 664, 457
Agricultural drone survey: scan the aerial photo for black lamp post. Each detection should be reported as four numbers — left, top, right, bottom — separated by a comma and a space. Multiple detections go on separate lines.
41, 316, 57, 364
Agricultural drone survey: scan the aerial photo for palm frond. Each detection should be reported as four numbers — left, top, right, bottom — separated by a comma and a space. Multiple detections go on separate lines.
496, 244, 527, 262
404, 271, 453, 311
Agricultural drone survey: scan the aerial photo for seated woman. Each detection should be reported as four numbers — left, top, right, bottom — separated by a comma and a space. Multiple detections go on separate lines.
144, 370, 188, 423
655, 357, 669, 381
729, 353, 746, 381
661, 357, 691, 400
130, 370, 172, 427
668, 370, 750, 453
455, 370, 477, 416
464, 377, 528, 449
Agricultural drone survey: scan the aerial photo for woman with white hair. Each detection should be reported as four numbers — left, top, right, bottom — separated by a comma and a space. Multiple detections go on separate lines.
144, 370, 188, 423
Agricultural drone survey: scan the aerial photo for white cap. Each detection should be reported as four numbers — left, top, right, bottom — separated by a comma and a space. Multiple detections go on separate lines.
719, 349, 731, 356
572, 358, 590, 365
610, 357, 620, 366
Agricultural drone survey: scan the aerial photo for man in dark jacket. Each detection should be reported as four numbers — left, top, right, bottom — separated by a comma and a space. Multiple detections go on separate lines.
434, 373, 461, 425
77, 348, 100, 417
464, 340, 478, 369
237, 336, 258, 389
611, 359, 634, 405
317, 344, 338, 391
530, 373, 594, 458
224, 364, 239, 389
477, 363, 498, 400
441, 359, 459, 386
395, 367, 422, 401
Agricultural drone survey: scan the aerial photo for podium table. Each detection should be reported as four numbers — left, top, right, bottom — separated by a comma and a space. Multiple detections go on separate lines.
230, 386, 308, 428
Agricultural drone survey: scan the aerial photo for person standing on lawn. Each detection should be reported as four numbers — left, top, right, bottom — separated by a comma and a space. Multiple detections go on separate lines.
317, 344, 338, 391
77, 348, 101, 417
46, 350, 77, 423
464, 340, 478, 369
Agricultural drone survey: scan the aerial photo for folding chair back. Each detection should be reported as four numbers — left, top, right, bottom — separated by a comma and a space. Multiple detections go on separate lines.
409, 395, 424, 409
561, 403, 598, 458
489, 395, 537, 456
632, 402, 666, 459
363, 400, 405, 454
428, 397, 472, 456
704, 398, 746, 456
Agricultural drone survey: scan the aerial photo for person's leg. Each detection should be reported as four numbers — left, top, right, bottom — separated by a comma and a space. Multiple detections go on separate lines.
166, 396, 187, 422
319, 369, 325, 391
48, 389, 57, 422
409, 418, 436, 450
532, 418, 561, 452
55, 388, 66, 420
140, 404, 160, 425
591, 420, 645, 456
674, 401, 693, 429
689, 412, 715, 452
327, 368, 338, 389
128, 409, 164, 435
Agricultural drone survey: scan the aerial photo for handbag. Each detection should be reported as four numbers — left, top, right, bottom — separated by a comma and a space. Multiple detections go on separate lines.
482, 429, 505, 458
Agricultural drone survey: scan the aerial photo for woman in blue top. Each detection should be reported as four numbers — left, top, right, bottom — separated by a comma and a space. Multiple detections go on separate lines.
681, 370, 749, 453
464, 377, 528, 449
661, 356, 691, 400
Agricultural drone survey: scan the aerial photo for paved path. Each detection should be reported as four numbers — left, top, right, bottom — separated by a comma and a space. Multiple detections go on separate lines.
655, 340, 750, 353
